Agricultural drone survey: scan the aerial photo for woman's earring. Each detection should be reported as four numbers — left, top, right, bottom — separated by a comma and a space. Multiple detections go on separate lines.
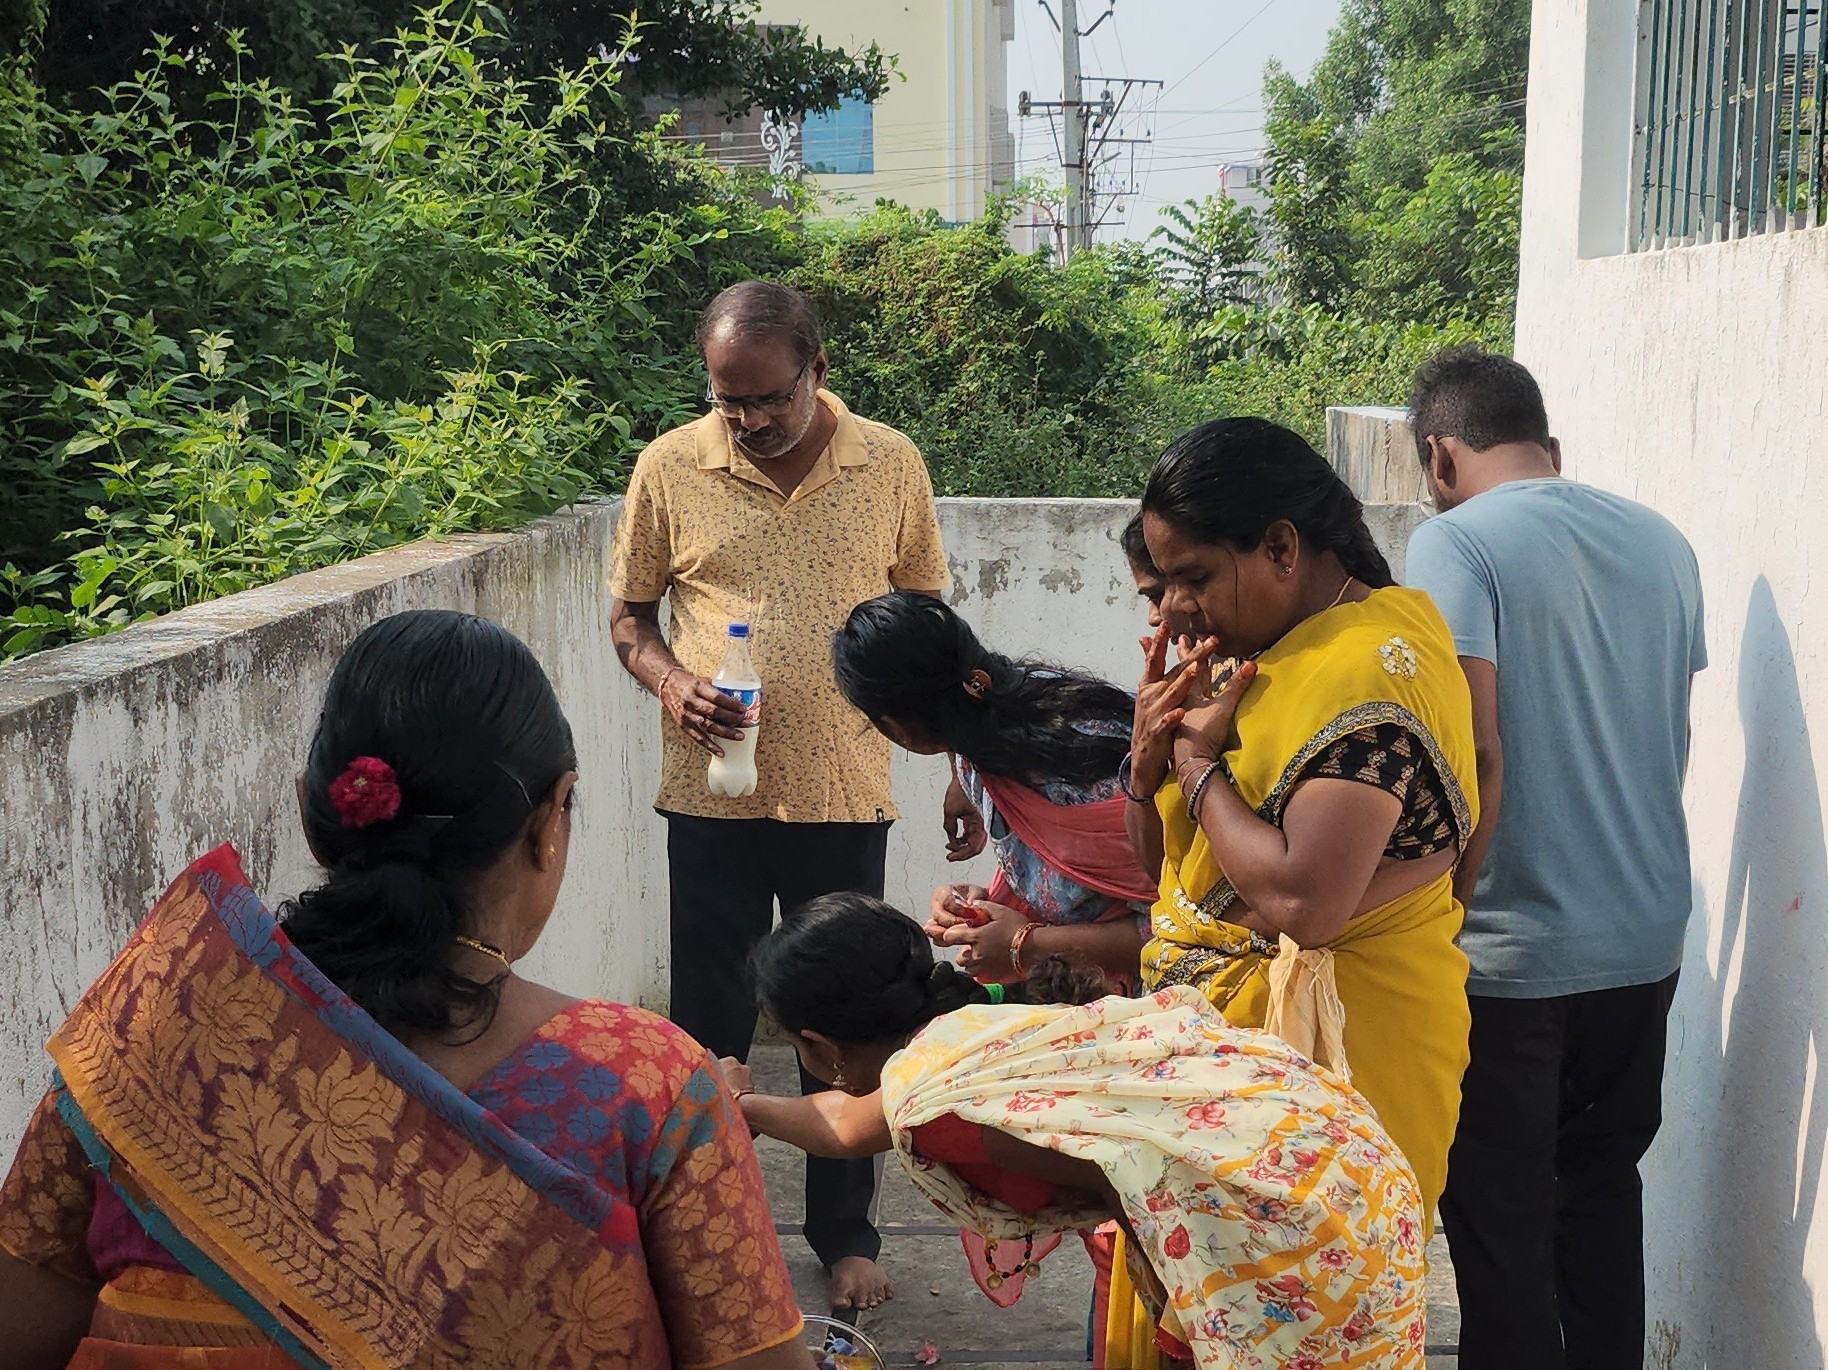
832, 1061, 848, 1092
1282, 564, 1294, 576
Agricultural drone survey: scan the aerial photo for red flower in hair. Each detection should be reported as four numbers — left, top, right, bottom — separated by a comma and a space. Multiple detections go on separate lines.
329, 756, 402, 828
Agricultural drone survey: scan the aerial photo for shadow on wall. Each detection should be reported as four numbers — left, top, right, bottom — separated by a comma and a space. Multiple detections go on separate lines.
1681, 577, 1828, 1366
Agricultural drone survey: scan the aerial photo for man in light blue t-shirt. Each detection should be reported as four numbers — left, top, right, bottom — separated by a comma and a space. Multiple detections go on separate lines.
1404, 348, 1704, 1370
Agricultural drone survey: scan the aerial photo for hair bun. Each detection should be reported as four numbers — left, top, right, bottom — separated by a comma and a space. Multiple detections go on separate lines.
923, 959, 988, 1017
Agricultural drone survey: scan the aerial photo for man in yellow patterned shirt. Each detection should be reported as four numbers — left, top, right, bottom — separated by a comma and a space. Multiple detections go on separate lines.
609, 281, 949, 1314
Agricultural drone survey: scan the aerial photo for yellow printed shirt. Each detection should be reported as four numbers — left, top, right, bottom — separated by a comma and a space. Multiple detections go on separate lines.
609, 390, 950, 822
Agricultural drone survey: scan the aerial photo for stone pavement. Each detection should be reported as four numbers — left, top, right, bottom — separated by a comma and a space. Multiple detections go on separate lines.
750, 1043, 1461, 1368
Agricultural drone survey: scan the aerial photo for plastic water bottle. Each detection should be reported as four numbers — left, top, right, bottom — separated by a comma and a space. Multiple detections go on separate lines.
706, 622, 761, 798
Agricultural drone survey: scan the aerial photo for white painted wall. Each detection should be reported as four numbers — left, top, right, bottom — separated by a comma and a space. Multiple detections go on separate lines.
0, 496, 1423, 1159
1517, 3, 1828, 1363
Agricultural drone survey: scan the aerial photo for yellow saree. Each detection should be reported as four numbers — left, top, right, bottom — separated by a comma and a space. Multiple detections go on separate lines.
1144, 586, 1478, 1221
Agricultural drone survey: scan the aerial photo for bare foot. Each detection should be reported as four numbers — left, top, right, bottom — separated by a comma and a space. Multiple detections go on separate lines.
829, 1255, 893, 1312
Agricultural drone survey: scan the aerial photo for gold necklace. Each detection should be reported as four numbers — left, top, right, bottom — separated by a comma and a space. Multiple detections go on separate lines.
453, 935, 514, 974
1327, 575, 1356, 610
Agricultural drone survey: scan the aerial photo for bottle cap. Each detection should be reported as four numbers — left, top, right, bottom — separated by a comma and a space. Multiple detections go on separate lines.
728, 622, 750, 639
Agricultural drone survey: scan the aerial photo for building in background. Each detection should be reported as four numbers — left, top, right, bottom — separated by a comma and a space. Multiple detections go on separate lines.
1514, 0, 1825, 1364
657, 1, 1016, 223
1216, 156, 1270, 215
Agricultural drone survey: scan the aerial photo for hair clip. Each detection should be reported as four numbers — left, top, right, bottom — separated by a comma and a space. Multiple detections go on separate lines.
961, 668, 992, 701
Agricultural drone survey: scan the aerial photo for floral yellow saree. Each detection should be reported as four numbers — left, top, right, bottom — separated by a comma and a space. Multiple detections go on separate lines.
879, 988, 1428, 1369
0, 846, 801, 1369
1145, 587, 1478, 1223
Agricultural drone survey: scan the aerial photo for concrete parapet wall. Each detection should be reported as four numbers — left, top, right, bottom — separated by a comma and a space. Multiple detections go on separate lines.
1327, 404, 1429, 506
1, 495, 1424, 1155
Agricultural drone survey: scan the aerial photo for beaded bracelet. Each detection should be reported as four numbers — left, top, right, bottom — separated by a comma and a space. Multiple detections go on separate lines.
1183, 760, 1220, 823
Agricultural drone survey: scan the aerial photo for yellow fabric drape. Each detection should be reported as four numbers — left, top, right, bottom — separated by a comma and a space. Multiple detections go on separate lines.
1264, 937, 1350, 1078
1143, 586, 1479, 1223
1103, 1236, 1163, 1369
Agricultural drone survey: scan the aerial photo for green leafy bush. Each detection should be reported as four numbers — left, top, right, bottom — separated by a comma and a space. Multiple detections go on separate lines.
0, 7, 797, 656
794, 203, 1184, 498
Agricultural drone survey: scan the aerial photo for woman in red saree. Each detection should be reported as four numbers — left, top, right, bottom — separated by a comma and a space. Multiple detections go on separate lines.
0, 611, 807, 1370
832, 592, 1158, 988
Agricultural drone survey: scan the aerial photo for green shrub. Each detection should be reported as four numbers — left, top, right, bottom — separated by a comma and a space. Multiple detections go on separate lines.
0, 7, 798, 656
792, 204, 1181, 498
1195, 304, 1509, 451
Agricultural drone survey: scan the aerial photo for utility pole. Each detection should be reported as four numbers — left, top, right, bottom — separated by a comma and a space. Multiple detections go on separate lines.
1018, 3, 1158, 261
1059, 0, 1088, 259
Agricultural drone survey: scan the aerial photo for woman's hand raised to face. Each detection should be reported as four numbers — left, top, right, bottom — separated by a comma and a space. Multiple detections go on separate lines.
1134, 624, 1219, 793
1174, 655, 1258, 772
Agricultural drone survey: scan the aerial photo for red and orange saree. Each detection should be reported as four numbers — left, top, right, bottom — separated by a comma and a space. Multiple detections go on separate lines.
0, 846, 802, 1368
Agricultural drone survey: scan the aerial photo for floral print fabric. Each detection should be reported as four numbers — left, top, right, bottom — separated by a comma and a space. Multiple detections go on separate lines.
879, 987, 1428, 1369
0, 846, 801, 1370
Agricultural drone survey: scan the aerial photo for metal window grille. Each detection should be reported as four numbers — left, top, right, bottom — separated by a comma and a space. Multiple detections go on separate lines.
1634, 0, 1827, 247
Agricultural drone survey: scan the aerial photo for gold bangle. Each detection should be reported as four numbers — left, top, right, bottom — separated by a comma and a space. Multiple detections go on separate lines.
1010, 921, 1038, 978
656, 664, 688, 700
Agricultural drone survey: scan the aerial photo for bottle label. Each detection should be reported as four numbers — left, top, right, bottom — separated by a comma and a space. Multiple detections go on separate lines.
718, 686, 762, 728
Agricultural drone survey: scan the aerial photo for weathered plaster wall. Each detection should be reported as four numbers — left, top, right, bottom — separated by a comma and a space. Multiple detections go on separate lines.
0, 504, 671, 1157
1327, 405, 1429, 505
1, 496, 1424, 1157
1518, 3, 1828, 1362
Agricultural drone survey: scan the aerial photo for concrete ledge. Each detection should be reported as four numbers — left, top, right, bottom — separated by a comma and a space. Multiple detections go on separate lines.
1328, 405, 1429, 506
0, 500, 671, 1144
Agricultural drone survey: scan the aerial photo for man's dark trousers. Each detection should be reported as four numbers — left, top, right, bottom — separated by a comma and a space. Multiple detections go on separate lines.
1442, 972, 1680, 1370
664, 812, 891, 1269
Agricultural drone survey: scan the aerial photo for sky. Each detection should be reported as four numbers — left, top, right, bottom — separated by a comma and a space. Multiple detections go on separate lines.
1006, 0, 1342, 240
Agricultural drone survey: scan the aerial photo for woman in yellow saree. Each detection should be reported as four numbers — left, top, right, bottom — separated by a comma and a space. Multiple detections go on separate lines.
1114, 419, 1479, 1364
0, 612, 807, 1370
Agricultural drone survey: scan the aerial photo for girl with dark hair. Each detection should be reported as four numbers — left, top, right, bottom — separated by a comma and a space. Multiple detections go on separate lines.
1120, 509, 1168, 631
832, 592, 1158, 985
0, 611, 809, 1370
1128, 416, 1479, 1224
721, 893, 1430, 1370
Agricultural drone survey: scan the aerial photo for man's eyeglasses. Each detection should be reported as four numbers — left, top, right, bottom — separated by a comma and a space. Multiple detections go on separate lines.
706, 359, 812, 418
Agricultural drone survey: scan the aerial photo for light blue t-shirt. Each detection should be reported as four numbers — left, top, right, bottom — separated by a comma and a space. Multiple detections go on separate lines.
1405, 478, 1706, 998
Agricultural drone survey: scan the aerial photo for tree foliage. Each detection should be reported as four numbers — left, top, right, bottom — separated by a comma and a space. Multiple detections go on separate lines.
795, 203, 1187, 498
1261, 0, 1529, 326
18, 0, 890, 118
0, 0, 1537, 661
1150, 194, 1263, 325
0, 7, 803, 654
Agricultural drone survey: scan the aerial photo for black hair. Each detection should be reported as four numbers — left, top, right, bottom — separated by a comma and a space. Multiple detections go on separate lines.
280, 611, 578, 1040
831, 591, 1135, 788
695, 279, 824, 366
1120, 509, 1156, 572
1408, 345, 1551, 461
751, 893, 1108, 1044
1140, 417, 1395, 589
